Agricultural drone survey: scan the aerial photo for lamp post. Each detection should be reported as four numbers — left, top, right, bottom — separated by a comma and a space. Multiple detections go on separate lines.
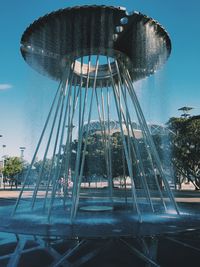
19, 147, 26, 159
0, 135, 3, 188
19, 147, 26, 187
178, 106, 194, 118
1, 145, 7, 189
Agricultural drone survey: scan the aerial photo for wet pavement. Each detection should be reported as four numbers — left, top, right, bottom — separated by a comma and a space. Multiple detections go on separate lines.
0, 189, 199, 266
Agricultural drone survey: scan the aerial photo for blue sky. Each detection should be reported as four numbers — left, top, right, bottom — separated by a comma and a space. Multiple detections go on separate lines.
0, 0, 200, 160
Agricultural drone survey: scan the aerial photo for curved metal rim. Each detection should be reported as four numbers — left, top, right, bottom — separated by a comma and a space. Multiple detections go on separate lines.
20, 5, 172, 83
21, 5, 171, 48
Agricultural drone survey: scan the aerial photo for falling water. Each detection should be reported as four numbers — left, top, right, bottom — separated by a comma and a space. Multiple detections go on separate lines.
13, 6, 179, 224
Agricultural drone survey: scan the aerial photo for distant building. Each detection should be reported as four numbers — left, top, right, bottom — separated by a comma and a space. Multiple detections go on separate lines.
82, 120, 167, 138
81, 120, 167, 190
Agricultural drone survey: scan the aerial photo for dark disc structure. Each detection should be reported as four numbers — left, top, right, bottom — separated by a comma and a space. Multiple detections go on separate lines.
20, 5, 171, 86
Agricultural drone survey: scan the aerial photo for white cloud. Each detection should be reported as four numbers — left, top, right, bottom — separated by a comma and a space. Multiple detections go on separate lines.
0, 84, 13, 90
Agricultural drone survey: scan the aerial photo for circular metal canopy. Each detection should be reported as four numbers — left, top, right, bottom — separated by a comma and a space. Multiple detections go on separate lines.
20, 5, 171, 83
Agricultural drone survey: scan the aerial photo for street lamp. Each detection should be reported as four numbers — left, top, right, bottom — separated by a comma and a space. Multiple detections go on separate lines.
0, 135, 3, 188
2, 144, 6, 154
178, 106, 194, 118
19, 147, 26, 159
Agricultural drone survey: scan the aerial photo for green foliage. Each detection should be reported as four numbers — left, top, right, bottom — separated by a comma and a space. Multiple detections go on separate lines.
167, 116, 200, 189
71, 132, 129, 181
111, 132, 128, 178
69, 115, 200, 191
3, 157, 23, 178
152, 133, 172, 170
34, 158, 55, 181
71, 134, 106, 179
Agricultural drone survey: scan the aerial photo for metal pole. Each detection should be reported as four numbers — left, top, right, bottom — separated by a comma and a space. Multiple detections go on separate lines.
12, 79, 63, 215
31, 65, 71, 210
94, 85, 111, 198
31, 80, 66, 209
100, 85, 113, 199
42, 78, 73, 209
115, 81, 154, 212
107, 57, 141, 221
47, 67, 77, 219
114, 60, 155, 212
70, 55, 91, 222
122, 64, 179, 214
70, 54, 99, 222
106, 85, 113, 199
62, 83, 80, 205
118, 67, 166, 210
120, 238, 160, 267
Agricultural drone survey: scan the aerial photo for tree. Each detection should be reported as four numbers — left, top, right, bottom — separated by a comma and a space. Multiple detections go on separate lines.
70, 132, 129, 186
17, 160, 30, 183
3, 157, 23, 189
70, 134, 106, 183
111, 132, 129, 182
34, 158, 56, 183
167, 116, 200, 190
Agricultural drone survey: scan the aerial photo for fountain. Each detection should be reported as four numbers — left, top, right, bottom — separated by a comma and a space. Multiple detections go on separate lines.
0, 6, 200, 267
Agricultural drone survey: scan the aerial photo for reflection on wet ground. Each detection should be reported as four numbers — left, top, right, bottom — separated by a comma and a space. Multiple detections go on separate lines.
0, 190, 199, 266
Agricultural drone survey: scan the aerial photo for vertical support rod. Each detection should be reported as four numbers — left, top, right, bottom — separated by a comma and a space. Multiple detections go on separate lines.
70, 55, 99, 222
70, 55, 92, 221
106, 85, 113, 198
107, 57, 141, 221
43, 76, 73, 209
114, 60, 155, 212
94, 85, 111, 197
123, 65, 179, 214
31, 65, 71, 209
100, 85, 113, 199
121, 79, 167, 210
12, 80, 63, 215
47, 74, 77, 219
62, 82, 80, 204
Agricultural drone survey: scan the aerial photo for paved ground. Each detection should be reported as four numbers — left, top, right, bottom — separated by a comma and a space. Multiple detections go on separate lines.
0, 188, 199, 266
0, 189, 45, 199
1, 188, 200, 202
0, 227, 200, 267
